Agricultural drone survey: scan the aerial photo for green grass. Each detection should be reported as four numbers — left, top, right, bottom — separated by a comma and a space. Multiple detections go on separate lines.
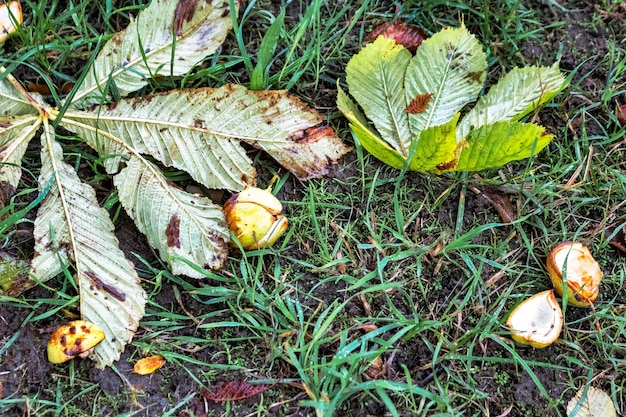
2, 0, 626, 416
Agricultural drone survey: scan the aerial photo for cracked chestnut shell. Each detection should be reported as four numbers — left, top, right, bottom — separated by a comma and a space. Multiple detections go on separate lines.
47, 320, 105, 363
547, 241, 603, 307
223, 186, 288, 250
506, 290, 563, 348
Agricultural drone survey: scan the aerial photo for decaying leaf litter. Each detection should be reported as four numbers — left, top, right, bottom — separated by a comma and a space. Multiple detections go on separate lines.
1, 0, 624, 414
0, 0, 348, 368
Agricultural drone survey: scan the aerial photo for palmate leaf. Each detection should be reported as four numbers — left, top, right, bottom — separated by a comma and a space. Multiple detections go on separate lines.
338, 24, 566, 173
345, 36, 412, 155
61, 85, 348, 191
58, 85, 347, 275
404, 24, 486, 135
70, 0, 238, 107
457, 64, 566, 139
31, 122, 146, 368
451, 120, 552, 172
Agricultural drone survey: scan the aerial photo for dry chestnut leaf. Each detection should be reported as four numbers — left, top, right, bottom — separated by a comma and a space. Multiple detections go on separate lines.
365, 19, 428, 52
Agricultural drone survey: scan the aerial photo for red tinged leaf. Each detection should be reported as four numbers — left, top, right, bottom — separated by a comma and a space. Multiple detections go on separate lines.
405, 93, 433, 114
365, 19, 428, 52
201, 380, 271, 402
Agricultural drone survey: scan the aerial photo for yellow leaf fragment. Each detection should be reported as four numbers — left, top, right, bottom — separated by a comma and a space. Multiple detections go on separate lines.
0, 1, 22, 43
133, 355, 166, 375
47, 320, 105, 364
567, 386, 616, 417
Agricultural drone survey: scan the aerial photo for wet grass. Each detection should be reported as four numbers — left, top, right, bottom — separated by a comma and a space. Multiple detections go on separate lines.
2, 0, 626, 416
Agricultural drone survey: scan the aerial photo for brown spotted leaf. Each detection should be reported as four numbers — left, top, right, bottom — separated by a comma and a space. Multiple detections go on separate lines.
62, 85, 348, 190
31, 122, 146, 368
365, 19, 428, 52
70, 0, 239, 107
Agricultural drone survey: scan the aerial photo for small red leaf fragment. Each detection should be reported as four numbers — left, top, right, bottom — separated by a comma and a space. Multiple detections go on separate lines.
365, 19, 428, 52
134, 355, 166, 375
405, 93, 433, 114
617, 104, 626, 126
166, 214, 181, 248
201, 380, 271, 402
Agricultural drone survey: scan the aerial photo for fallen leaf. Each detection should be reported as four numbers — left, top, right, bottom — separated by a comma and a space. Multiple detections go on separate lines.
201, 380, 271, 401
470, 186, 516, 223
566, 386, 616, 417
365, 19, 428, 52
134, 355, 166, 375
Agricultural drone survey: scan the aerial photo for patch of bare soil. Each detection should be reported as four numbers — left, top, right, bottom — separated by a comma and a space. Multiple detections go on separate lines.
1, 1, 625, 416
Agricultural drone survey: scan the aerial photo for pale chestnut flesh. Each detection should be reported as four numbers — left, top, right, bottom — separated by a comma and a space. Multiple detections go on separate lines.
506, 290, 563, 348
47, 320, 105, 363
547, 241, 603, 307
223, 186, 288, 250
0, 1, 22, 42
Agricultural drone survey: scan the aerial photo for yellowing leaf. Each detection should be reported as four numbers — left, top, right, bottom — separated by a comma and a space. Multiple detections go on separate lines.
134, 355, 166, 375
337, 84, 406, 169
451, 121, 551, 172
567, 386, 617, 417
339, 25, 566, 173
345, 36, 412, 155
409, 114, 459, 171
